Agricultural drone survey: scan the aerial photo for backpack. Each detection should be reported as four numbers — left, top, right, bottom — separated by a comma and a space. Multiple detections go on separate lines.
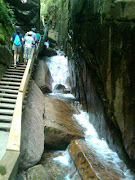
13, 34, 21, 46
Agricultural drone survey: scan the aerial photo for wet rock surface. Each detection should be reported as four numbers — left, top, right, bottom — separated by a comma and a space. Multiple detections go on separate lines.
19, 80, 44, 170
0, 45, 13, 80
44, 96, 85, 150
40, 151, 82, 180
57, 0, 135, 165
40, 151, 71, 179
33, 60, 53, 93
26, 165, 53, 180
6, 0, 40, 30
40, 47, 57, 57
53, 84, 66, 93
69, 139, 125, 180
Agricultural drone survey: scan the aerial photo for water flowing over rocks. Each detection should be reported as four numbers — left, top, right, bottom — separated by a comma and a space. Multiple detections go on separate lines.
40, 150, 82, 179
41, 151, 71, 179
19, 80, 44, 170
68, 139, 125, 180
33, 60, 53, 93
57, 0, 135, 165
44, 96, 85, 150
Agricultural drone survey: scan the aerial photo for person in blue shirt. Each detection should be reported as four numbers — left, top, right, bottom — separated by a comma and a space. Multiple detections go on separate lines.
36, 31, 41, 42
10, 26, 24, 68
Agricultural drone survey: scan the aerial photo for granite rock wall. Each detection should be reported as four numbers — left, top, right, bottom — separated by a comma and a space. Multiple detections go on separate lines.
57, 0, 135, 166
6, 0, 40, 31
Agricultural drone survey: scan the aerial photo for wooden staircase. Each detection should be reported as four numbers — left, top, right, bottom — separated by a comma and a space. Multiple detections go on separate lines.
0, 33, 43, 179
0, 64, 26, 131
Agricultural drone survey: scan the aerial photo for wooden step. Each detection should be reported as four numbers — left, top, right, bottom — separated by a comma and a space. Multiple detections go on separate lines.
5, 71, 24, 76
3, 74, 23, 79
0, 103, 15, 109
18, 64, 26, 67
0, 85, 19, 90
0, 89, 18, 94
0, 122, 11, 130
1, 78, 21, 82
0, 93, 17, 98
11, 63, 25, 66
0, 81, 20, 86
0, 109, 14, 115
7, 69, 25, 73
0, 98, 16, 103
9, 66, 25, 70
0, 115, 12, 122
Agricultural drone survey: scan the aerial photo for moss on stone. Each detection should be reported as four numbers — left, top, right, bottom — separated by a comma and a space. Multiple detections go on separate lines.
0, 166, 6, 175
0, 1, 14, 45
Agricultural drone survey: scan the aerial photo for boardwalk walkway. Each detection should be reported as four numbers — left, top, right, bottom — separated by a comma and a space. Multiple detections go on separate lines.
0, 63, 26, 160
0, 26, 48, 179
0, 40, 41, 179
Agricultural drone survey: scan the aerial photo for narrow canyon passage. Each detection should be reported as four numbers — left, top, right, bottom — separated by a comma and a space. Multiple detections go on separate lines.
0, 0, 135, 179
39, 51, 135, 179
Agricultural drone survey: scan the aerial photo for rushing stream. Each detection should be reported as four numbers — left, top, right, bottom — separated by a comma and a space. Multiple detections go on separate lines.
45, 51, 134, 180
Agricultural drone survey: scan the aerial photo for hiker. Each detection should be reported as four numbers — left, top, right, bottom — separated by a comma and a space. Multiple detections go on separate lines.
23, 31, 35, 65
31, 28, 37, 44
36, 31, 41, 43
24, 28, 37, 53
31, 28, 38, 53
24, 28, 37, 44
36, 31, 41, 51
10, 26, 24, 68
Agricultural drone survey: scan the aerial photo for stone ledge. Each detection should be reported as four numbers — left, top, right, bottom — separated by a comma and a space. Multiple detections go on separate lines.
68, 139, 124, 180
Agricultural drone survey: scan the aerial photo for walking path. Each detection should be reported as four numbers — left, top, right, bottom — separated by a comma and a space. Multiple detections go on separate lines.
0, 63, 26, 160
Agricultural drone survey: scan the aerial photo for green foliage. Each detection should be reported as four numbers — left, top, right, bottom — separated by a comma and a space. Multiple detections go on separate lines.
41, 0, 64, 17
0, 0, 15, 27
6, 2, 15, 24
0, 166, 6, 175
41, 0, 56, 17
0, 0, 14, 45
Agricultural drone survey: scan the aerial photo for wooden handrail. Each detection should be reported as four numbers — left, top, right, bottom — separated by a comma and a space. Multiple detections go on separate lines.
6, 92, 23, 151
0, 37, 42, 179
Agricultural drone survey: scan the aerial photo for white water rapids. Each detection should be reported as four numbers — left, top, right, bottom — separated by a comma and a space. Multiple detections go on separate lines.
45, 51, 134, 180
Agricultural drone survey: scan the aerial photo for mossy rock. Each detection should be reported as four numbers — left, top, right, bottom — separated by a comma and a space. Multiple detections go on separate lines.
26, 165, 53, 180
0, 24, 7, 45
0, 166, 6, 175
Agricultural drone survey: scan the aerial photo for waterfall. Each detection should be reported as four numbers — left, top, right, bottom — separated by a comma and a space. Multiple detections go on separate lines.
44, 52, 134, 179
45, 51, 70, 90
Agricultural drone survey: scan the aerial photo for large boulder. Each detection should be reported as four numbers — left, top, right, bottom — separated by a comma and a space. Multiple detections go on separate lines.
33, 60, 53, 93
68, 139, 125, 180
40, 151, 73, 179
26, 165, 53, 180
44, 96, 85, 150
40, 151, 82, 179
39, 46, 57, 57
19, 80, 45, 170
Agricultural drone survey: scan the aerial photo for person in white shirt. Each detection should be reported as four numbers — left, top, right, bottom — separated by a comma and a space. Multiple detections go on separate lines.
24, 28, 37, 54
23, 31, 35, 64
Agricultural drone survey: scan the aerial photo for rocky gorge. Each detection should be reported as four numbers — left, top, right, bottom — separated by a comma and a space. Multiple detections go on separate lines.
57, 0, 135, 167
0, 0, 135, 179
17, 50, 135, 179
